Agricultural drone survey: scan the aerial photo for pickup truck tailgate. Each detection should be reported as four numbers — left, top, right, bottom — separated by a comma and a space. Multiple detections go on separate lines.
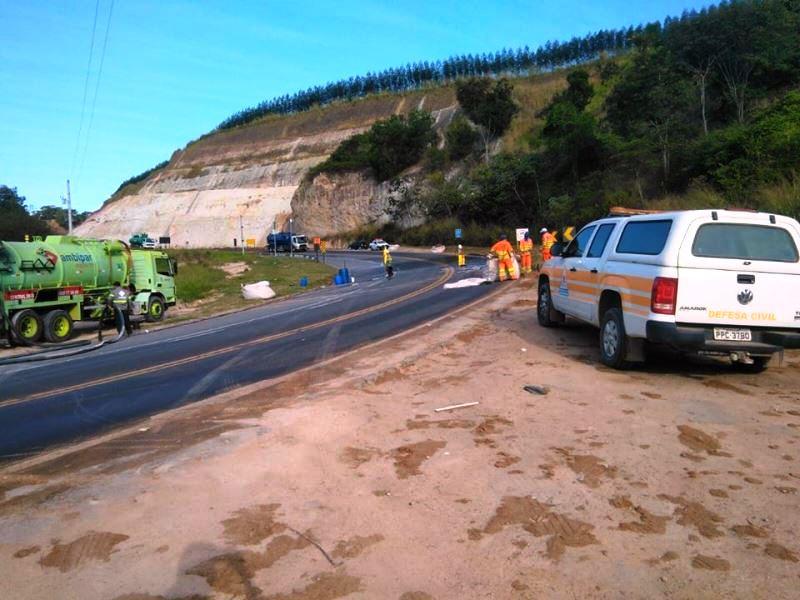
676, 217, 800, 328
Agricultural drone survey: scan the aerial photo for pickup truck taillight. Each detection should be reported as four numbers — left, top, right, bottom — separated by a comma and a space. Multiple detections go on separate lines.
651, 277, 678, 315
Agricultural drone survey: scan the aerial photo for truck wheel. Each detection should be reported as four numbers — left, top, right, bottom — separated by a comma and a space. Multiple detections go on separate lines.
146, 296, 166, 322
600, 307, 629, 369
537, 280, 560, 327
11, 310, 43, 345
43, 310, 74, 343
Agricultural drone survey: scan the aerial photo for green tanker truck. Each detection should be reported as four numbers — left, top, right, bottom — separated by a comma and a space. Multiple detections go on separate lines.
0, 235, 177, 345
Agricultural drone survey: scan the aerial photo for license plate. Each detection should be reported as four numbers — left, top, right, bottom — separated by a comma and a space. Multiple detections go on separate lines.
713, 328, 752, 342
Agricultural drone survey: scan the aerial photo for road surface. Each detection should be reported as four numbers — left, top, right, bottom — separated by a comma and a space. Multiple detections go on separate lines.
0, 252, 495, 460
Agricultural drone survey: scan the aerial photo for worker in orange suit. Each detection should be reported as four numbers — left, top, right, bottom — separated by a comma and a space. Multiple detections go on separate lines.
490, 233, 518, 282
540, 227, 556, 262
518, 231, 533, 275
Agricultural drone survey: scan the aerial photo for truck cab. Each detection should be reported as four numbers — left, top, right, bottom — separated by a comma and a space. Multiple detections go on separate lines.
130, 249, 177, 322
267, 233, 308, 252
538, 209, 800, 371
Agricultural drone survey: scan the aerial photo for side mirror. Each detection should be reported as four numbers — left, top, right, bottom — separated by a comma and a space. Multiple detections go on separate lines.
550, 243, 564, 257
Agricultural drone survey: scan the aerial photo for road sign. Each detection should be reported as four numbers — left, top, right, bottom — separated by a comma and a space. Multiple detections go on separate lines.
246, 238, 256, 248
563, 226, 575, 241
515, 227, 529, 242
455, 228, 462, 239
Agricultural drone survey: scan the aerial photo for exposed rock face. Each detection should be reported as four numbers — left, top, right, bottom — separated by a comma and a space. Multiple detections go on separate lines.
77, 88, 458, 247
292, 171, 395, 237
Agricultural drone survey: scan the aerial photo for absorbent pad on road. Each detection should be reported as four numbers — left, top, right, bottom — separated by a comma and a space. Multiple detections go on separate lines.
444, 277, 490, 289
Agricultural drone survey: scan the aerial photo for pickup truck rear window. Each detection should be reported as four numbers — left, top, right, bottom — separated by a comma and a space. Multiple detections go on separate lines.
616, 220, 672, 255
692, 223, 799, 262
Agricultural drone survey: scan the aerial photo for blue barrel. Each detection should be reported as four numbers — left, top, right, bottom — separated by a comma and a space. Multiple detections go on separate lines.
334, 274, 342, 285
300, 276, 308, 288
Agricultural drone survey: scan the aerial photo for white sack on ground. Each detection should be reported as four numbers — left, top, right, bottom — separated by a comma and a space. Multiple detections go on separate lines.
430, 245, 446, 253
443, 277, 490, 289
484, 257, 499, 282
241, 281, 276, 300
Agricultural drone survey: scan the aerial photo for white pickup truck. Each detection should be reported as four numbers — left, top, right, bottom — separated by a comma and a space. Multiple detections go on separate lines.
537, 209, 800, 371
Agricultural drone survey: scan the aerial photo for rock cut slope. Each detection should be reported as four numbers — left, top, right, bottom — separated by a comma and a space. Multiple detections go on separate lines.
77, 87, 458, 247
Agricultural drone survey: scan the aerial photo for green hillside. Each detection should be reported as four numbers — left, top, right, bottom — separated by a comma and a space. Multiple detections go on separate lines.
317, 0, 800, 245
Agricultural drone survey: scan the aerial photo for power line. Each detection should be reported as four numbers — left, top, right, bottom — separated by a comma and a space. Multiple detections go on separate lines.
70, 0, 101, 177
77, 0, 115, 181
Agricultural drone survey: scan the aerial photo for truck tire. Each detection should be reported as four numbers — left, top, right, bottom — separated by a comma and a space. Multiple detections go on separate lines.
11, 310, 43, 345
146, 296, 166, 322
43, 310, 74, 343
599, 307, 629, 369
537, 279, 561, 327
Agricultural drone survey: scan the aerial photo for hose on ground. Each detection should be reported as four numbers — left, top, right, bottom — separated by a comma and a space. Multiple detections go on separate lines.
0, 305, 129, 367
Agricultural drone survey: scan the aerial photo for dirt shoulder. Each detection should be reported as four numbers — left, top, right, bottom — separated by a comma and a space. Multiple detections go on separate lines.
1, 280, 799, 599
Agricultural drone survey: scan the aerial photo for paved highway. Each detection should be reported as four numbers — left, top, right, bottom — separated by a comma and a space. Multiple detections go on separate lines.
0, 252, 495, 460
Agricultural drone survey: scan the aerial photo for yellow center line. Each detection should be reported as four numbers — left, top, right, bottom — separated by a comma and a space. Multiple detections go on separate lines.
2, 265, 455, 407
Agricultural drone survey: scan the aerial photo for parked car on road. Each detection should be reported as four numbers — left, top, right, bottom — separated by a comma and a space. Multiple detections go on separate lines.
537, 209, 800, 371
349, 240, 368, 250
369, 238, 390, 251
141, 238, 157, 249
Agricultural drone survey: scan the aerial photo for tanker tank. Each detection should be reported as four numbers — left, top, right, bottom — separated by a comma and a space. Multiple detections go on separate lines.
0, 236, 131, 293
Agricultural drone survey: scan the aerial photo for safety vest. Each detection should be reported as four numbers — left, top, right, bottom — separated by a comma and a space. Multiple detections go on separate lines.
110, 287, 130, 308
491, 240, 514, 260
519, 239, 533, 253
383, 248, 392, 266
541, 232, 556, 250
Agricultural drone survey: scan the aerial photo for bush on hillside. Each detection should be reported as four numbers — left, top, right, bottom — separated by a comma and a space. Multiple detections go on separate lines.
445, 115, 479, 160
310, 109, 436, 182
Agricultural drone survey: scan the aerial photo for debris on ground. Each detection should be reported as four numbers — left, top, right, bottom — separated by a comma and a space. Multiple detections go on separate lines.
241, 281, 276, 300
434, 401, 479, 412
523, 384, 550, 395
221, 261, 249, 278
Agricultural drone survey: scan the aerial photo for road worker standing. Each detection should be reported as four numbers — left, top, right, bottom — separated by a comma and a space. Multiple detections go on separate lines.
540, 227, 556, 262
383, 245, 394, 279
490, 234, 518, 282
518, 231, 533, 275
109, 281, 133, 335
457, 244, 466, 268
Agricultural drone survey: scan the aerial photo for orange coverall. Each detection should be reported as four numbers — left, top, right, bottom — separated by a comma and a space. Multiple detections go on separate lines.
541, 231, 556, 262
518, 238, 533, 274
490, 239, 518, 281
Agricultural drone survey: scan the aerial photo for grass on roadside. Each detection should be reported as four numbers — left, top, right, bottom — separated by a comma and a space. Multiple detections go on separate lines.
167, 249, 336, 320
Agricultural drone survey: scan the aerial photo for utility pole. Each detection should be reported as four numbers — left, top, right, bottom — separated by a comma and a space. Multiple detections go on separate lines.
239, 215, 244, 256
289, 218, 294, 258
65, 179, 73, 234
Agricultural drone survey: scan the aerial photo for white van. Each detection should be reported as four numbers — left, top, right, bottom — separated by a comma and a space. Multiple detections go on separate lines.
537, 209, 800, 371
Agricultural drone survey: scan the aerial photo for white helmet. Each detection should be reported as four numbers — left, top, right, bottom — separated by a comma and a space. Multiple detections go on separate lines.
539, 227, 548, 234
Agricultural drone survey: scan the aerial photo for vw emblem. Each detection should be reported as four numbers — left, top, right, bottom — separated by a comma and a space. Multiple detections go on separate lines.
737, 289, 753, 305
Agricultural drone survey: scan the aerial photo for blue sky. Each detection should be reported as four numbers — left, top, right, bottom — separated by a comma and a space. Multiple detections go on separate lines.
2, 0, 713, 212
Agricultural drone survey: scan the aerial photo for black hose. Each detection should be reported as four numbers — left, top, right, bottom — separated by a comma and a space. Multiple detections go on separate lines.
0, 305, 128, 367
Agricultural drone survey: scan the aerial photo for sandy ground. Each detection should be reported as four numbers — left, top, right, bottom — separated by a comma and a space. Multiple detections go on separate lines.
1, 279, 799, 599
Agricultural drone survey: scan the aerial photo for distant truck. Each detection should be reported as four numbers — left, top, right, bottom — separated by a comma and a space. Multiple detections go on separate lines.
0, 236, 177, 345
129, 233, 157, 248
267, 233, 308, 253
